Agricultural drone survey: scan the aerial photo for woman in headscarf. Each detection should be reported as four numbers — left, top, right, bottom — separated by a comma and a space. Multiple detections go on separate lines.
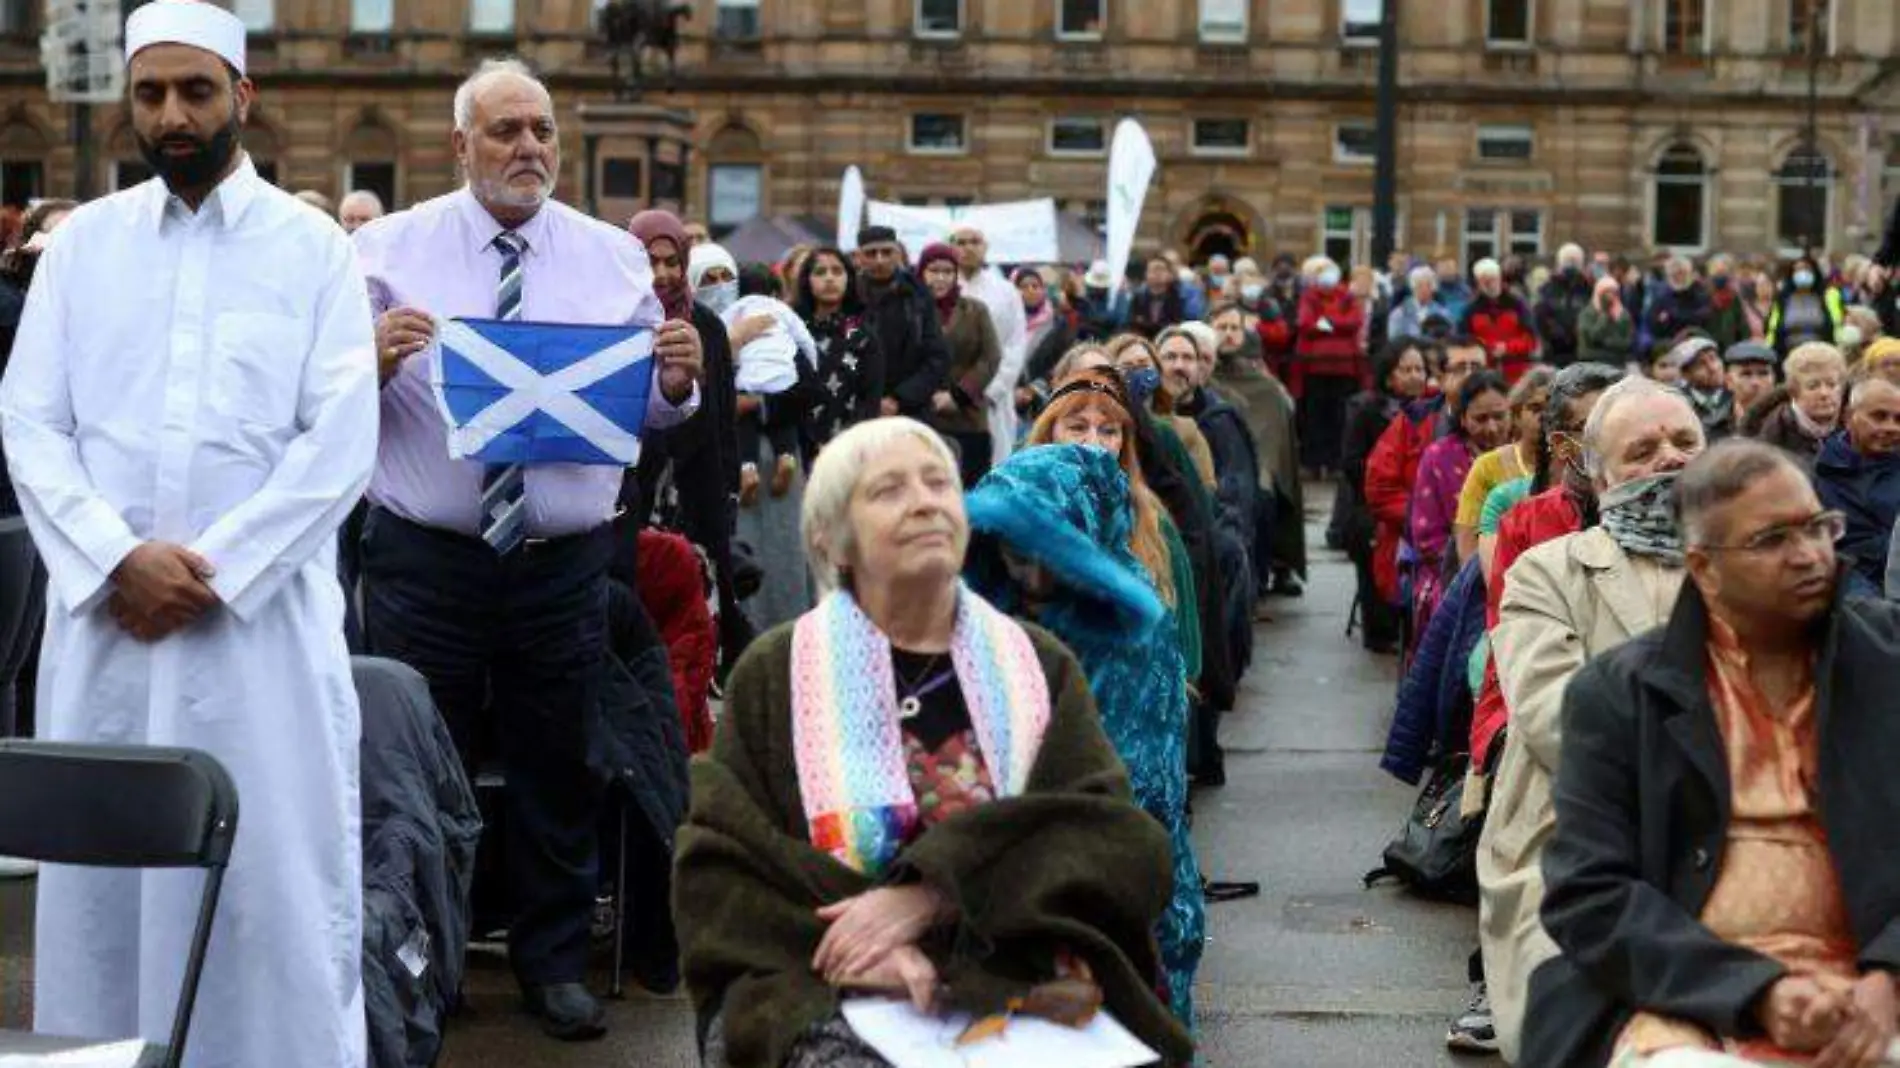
675, 418, 1191, 1068
793, 247, 880, 453
916, 242, 1002, 488
626, 209, 751, 661
967, 378, 1206, 1029
1017, 265, 1076, 394
1208, 302, 1307, 596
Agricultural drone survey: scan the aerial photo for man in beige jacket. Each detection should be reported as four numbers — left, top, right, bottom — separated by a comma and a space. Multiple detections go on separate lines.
1478, 376, 1708, 1063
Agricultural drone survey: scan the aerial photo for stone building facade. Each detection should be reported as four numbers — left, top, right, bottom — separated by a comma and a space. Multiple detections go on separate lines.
1, 0, 1898, 266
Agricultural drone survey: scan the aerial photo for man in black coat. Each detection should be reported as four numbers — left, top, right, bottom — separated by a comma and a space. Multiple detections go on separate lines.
853, 225, 952, 418
1526, 439, 1900, 1068
1534, 243, 1595, 367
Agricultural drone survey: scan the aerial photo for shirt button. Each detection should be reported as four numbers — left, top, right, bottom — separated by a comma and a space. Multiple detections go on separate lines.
1692, 847, 1712, 871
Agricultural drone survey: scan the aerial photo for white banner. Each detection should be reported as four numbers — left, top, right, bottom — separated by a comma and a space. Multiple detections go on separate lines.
864, 198, 1061, 264
1105, 119, 1157, 280
837, 166, 866, 251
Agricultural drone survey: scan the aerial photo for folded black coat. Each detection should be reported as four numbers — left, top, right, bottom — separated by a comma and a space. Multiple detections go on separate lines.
356, 656, 483, 1068
1524, 582, 1900, 1068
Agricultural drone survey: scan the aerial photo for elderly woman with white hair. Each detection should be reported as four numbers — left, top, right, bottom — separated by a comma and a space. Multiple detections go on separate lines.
1295, 254, 1367, 471
674, 417, 1194, 1068
1461, 256, 1541, 382
1389, 263, 1452, 341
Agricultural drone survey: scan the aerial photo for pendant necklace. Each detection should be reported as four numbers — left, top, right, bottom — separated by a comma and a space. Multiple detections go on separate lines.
895, 655, 956, 720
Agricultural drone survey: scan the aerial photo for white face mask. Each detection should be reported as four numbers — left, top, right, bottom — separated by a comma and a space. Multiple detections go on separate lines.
702, 280, 739, 315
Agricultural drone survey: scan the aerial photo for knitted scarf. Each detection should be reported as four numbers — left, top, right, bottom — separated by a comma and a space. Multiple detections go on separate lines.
790, 584, 1051, 877
1597, 471, 1685, 565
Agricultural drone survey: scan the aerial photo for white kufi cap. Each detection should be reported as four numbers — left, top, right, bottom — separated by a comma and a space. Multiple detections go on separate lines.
125, 0, 247, 75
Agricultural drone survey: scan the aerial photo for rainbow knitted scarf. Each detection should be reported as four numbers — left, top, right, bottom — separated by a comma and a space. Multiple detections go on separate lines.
790, 584, 1051, 877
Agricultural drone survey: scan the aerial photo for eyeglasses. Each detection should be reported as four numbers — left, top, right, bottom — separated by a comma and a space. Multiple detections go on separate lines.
1699, 510, 1846, 555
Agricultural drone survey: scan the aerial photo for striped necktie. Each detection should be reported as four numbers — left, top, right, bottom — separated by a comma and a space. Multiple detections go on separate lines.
479, 231, 528, 554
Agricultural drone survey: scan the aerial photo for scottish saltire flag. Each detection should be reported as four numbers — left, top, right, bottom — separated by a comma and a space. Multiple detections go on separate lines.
431, 317, 655, 465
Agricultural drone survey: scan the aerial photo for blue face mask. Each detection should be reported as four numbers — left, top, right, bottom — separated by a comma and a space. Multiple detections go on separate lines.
1125, 366, 1162, 406
701, 280, 739, 315
1794, 270, 1816, 290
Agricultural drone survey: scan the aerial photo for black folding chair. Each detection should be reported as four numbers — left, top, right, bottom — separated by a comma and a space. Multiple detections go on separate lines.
0, 740, 240, 1068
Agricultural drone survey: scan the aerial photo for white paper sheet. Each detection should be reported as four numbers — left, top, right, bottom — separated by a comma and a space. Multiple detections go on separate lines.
0, 1040, 148, 1067
841, 996, 1160, 1068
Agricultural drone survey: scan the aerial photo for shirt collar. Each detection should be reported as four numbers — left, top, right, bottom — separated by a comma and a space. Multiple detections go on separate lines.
150, 153, 262, 233
454, 186, 551, 260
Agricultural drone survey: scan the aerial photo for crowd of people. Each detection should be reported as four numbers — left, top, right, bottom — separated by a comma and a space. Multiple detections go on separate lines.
6, 4, 1900, 1067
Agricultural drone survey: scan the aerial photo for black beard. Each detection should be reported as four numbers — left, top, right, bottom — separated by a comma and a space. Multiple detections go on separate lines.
137, 111, 241, 193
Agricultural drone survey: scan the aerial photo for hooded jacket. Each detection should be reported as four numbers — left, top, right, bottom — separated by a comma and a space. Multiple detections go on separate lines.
964, 443, 1205, 1025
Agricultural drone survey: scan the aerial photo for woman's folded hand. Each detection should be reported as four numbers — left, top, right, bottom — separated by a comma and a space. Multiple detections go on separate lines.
812, 884, 951, 984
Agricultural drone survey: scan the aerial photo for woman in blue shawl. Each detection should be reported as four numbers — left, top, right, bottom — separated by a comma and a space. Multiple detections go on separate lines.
964, 375, 1205, 1029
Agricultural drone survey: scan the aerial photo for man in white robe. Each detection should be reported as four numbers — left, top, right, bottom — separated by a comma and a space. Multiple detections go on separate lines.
0, 3, 377, 1065
950, 225, 1029, 465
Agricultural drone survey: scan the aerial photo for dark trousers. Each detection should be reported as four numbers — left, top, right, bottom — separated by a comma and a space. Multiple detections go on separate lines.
360, 508, 611, 986
0, 521, 45, 737
943, 430, 993, 490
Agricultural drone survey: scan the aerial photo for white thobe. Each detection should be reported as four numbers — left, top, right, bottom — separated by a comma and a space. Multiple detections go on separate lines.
963, 266, 1028, 464
0, 157, 377, 1068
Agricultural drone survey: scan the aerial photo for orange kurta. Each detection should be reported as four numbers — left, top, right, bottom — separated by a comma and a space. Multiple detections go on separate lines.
1615, 616, 1858, 1063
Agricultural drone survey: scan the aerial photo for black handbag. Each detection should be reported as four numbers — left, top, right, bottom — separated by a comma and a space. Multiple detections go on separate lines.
1364, 752, 1483, 906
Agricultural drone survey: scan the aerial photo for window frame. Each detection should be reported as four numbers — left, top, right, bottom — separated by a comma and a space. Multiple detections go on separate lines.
1507, 209, 1544, 257
1787, 0, 1836, 57
707, 162, 765, 238
1197, 0, 1247, 44
1772, 147, 1834, 256
1047, 117, 1109, 158
349, 0, 393, 34
468, 0, 514, 36
232, 0, 274, 33
907, 113, 970, 156
713, 0, 762, 41
345, 160, 398, 213
1332, 121, 1377, 166
1648, 142, 1711, 253
1475, 123, 1535, 163
1485, 0, 1533, 49
913, 0, 963, 38
1056, 0, 1105, 41
1190, 117, 1250, 158
1340, 0, 1382, 47
1659, 0, 1709, 56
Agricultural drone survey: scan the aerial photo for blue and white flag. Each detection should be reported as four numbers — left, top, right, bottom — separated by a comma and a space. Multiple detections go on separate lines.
431, 317, 655, 466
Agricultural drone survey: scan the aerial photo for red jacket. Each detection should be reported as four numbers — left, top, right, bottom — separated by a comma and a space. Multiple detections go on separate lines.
1468, 487, 1583, 767
1461, 292, 1540, 383
1294, 286, 1367, 391
1362, 401, 1442, 605
635, 529, 718, 754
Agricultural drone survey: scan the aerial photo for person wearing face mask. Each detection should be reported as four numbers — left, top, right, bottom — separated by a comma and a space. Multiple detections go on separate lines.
1476, 376, 1706, 1064
1234, 258, 1295, 375
692, 242, 818, 505
1106, 333, 1217, 488
1533, 244, 1594, 367
916, 242, 1001, 489
1461, 258, 1541, 383
1578, 274, 1636, 366
1295, 256, 1367, 473
1769, 255, 1846, 357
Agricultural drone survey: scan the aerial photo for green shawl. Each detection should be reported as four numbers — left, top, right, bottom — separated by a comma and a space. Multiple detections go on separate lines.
674, 621, 1195, 1068
1213, 353, 1308, 575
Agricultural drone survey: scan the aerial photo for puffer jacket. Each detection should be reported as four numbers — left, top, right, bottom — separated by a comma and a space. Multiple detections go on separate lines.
1813, 431, 1900, 597
1380, 558, 1486, 785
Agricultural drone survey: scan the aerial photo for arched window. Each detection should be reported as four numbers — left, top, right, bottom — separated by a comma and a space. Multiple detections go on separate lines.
1651, 142, 1709, 250
1774, 146, 1834, 253
0, 119, 49, 208
705, 124, 764, 239
342, 118, 399, 211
